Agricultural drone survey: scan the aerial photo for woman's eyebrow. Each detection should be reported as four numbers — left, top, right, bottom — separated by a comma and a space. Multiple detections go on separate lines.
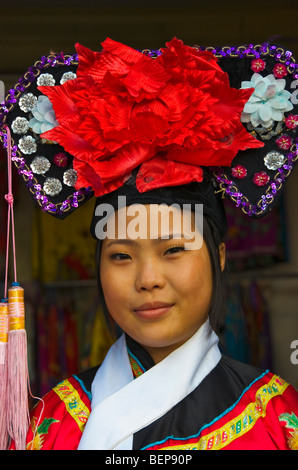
105, 233, 186, 247
157, 233, 186, 240
105, 239, 136, 248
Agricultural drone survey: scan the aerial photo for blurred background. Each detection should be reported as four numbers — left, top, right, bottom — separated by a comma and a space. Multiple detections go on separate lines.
0, 0, 298, 396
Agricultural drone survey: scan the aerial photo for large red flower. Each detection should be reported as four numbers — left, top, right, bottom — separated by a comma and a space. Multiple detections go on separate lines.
40, 37, 263, 196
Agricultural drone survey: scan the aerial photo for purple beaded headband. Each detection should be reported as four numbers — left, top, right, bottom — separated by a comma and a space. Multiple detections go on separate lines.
0, 41, 298, 220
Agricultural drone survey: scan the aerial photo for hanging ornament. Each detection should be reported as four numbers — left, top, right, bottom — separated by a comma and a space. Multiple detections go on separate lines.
0, 300, 9, 450
7, 283, 30, 450
3, 125, 30, 450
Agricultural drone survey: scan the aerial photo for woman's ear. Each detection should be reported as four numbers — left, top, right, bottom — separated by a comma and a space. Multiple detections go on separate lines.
219, 243, 226, 272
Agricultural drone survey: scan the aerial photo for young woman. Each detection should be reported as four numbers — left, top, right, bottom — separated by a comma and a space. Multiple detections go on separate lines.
2, 37, 298, 450
17, 185, 298, 451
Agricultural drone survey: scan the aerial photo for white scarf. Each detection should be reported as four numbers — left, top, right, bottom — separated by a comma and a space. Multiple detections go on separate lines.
78, 320, 221, 450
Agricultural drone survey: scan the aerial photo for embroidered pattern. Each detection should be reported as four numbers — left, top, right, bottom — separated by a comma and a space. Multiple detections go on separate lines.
276, 134, 292, 150
285, 114, 298, 129
253, 171, 270, 187
251, 58, 266, 73
231, 165, 247, 179
128, 349, 146, 378
145, 375, 288, 450
53, 379, 90, 432
27, 416, 59, 450
279, 412, 298, 450
273, 63, 288, 79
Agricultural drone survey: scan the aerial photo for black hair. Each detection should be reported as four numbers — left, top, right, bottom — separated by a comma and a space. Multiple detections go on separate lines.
95, 239, 113, 332
202, 215, 228, 335
95, 213, 227, 337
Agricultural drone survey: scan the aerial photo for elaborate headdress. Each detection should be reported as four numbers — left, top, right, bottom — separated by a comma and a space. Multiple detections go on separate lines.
2, 38, 298, 222
1, 37, 297, 449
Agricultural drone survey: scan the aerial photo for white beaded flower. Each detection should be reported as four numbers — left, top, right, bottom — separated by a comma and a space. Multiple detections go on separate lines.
264, 151, 285, 170
29, 95, 58, 134
60, 72, 77, 84
37, 73, 55, 86
19, 93, 37, 112
30, 156, 51, 174
241, 73, 293, 128
43, 177, 62, 196
11, 116, 29, 134
18, 135, 37, 154
63, 169, 77, 187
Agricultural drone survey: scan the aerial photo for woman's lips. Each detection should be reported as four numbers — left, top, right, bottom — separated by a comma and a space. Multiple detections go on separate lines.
133, 302, 174, 320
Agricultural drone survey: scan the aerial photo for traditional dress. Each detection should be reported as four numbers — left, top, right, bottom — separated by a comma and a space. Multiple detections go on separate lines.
15, 324, 298, 451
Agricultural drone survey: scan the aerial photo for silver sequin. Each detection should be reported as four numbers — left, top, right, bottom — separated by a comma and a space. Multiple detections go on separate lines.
43, 177, 63, 196
30, 156, 51, 175
19, 93, 38, 112
60, 72, 77, 84
11, 116, 29, 134
37, 73, 56, 86
18, 135, 37, 154
264, 151, 285, 170
63, 169, 77, 187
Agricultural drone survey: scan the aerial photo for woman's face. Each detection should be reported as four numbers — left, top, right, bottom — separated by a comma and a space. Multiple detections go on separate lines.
100, 204, 225, 363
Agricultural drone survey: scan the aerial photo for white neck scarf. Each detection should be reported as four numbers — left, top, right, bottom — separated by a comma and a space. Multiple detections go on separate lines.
78, 320, 221, 450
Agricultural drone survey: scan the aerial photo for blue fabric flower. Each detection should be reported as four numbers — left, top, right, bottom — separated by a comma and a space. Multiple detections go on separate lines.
29, 95, 58, 134
241, 73, 293, 128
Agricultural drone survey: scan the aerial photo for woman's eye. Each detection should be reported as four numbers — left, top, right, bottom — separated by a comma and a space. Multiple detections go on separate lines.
110, 252, 131, 261
164, 245, 185, 255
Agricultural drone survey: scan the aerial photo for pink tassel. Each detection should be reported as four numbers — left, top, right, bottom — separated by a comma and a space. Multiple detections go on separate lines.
0, 301, 9, 450
2, 125, 30, 449
7, 283, 30, 450
3, 125, 35, 450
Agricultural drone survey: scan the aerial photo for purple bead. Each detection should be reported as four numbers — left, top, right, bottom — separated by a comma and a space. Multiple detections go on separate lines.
21, 170, 33, 178
61, 201, 70, 210
45, 203, 57, 212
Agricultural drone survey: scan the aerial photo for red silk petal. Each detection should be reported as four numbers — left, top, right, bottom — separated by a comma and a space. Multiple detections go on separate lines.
100, 37, 144, 64
225, 122, 265, 152
75, 43, 103, 79
164, 146, 219, 166
92, 94, 132, 135
100, 142, 152, 181
159, 83, 191, 122
76, 41, 130, 83
159, 38, 227, 81
73, 159, 127, 197
75, 115, 108, 156
136, 155, 203, 192
165, 121, 264, 167
132, 99, 169, 118
211, 84, 254, 125
74, 142, 153, 196
41, 115, 100, 162
124, 55, 171, 97
130, 112, 170, 141
73, 158, 103, 192
38, 80, 79, 123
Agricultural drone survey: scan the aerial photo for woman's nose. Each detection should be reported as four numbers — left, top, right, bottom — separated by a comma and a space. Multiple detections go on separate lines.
135, 260, 165, 292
